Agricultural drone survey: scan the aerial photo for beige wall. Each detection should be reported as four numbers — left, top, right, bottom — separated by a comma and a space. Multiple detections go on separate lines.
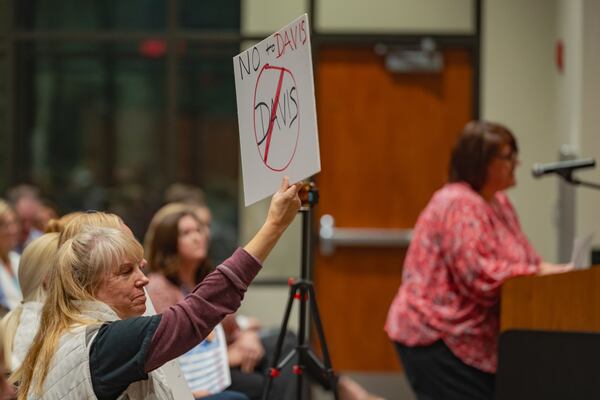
242, 0, 307, 35
576, 0, 600, 256
482, 0, 560, 261
556, 0, 583, 148
315, 0, 473, 33
242, 0, 473, 35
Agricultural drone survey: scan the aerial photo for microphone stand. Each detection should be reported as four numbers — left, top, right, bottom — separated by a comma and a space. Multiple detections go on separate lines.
558, 171, 600, 191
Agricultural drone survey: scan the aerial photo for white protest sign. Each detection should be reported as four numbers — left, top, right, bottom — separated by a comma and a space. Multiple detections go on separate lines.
233, 14, 321, 206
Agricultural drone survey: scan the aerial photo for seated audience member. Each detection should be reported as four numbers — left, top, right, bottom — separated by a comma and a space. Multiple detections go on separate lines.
62, 211, 249, 400
6, 185, 43, 253
0, 201, 21, 311
34, 198, 59, 233
145, 202, 382, 400
163, 183, 213, 243
385, 121, 573, 400
145, 203, 283, 399
163, 182, 235, 264
56, 211, 124, 245
0, 233, 59, 370
12, 178, 300, 400
9, 211, 249, 399
0, 211, 126, 375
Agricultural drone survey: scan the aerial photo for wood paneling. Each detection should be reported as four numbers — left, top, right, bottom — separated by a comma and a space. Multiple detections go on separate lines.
501, 267, 600, 332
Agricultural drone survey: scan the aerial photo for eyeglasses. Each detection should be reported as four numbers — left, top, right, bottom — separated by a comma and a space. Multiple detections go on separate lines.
495, 152, 519, 162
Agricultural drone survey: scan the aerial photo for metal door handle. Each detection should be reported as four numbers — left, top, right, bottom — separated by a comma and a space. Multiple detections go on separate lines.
319, 214, 413, 256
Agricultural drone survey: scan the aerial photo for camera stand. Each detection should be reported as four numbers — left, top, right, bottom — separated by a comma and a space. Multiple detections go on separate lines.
261, 182, 339, 400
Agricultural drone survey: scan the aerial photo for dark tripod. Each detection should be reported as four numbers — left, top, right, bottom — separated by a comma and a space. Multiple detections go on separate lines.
261, 182, 339, 400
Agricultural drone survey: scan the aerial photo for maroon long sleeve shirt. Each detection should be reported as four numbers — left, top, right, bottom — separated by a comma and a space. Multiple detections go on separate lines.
89, 248, 261, 400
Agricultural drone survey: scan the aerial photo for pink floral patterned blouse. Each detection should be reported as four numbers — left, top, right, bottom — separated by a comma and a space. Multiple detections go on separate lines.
385, 182, 541, 373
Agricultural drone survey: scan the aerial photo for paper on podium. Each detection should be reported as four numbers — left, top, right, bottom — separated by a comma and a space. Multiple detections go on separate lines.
570, 232, 595, 269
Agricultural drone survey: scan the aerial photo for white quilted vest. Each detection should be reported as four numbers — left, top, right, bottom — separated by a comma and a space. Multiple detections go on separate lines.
27, 301, 174, 400
12, 301, 42, 371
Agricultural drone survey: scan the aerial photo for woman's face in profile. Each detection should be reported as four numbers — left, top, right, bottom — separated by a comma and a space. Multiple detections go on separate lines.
95, 258, 149, 318
486, 143, 519, 191
177, 215, 208, 264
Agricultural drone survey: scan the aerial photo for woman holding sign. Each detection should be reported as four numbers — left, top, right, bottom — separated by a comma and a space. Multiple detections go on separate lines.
385, 121, 573, 400
13, 178, 301, 400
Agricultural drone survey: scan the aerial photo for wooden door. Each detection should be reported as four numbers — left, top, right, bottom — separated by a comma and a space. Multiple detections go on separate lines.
313, 46, 473, 371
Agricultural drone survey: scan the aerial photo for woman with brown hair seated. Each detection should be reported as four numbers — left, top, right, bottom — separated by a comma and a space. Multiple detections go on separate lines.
145, 199, 383, 400
145, 202, 294, 399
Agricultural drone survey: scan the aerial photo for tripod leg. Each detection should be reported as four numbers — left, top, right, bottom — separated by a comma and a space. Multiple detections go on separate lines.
307, 284, 340, 400
296, 285, 308, 400
261, 284, 298, 400
305, 348, 332, 389
276, 347, 298, 370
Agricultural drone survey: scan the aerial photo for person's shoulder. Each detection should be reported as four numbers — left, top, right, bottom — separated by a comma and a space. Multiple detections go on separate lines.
8, 251, 19, 265
431, 182, 481, 207
493, 190, 512, 205
22, 300, 43, 313
429, 184, 490, 227
493, 191, 517, 214
146, 273, 174, 290
146, 273, 183, 311
0, 252, 19, 274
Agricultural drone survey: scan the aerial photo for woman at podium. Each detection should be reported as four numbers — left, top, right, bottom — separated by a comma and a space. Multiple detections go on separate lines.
385, 121, 572, 400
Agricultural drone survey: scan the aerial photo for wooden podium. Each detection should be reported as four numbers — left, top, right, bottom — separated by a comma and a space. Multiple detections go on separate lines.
496, 267, 600, 399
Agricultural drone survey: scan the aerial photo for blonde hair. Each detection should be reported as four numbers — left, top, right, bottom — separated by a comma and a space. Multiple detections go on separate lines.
0, 233, 59, 370
44, 212, 83, 234
19, 233, 60, 301
12, 227, 143, 398
58, 211, 123, 245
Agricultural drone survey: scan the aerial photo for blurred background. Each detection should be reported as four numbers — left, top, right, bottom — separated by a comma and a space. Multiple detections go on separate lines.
0, 0, 243, 263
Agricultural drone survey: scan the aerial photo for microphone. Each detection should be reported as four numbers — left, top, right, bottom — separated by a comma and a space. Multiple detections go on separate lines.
532, 158, 596, 178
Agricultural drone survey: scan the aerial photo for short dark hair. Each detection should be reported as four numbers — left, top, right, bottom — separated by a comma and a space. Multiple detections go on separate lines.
449, 120, 518, 192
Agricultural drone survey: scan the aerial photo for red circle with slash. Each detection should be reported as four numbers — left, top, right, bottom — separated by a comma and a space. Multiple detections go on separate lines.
253, 64, 300, 171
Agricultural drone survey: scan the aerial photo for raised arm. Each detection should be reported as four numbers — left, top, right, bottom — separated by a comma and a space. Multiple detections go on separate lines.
145, 177, 301, 371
